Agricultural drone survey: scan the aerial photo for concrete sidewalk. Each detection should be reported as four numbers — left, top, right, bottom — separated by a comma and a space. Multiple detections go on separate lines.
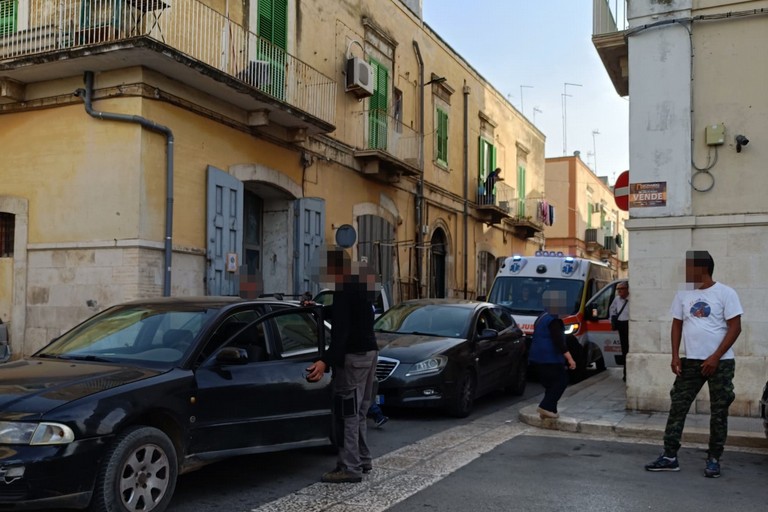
519, 367, 768, 450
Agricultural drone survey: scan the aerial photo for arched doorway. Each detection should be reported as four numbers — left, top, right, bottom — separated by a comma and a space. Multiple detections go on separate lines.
476, 250, 497, 299
429, 228, 447, 298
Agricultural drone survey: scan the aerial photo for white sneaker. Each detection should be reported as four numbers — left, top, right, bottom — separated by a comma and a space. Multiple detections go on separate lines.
537, 407, 559, 419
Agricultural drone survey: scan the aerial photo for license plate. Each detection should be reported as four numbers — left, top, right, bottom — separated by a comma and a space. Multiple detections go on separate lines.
375, 394, 384, 405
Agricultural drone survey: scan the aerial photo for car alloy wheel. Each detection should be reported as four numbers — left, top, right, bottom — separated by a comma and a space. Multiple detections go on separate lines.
506, 357, 528, 396
91, 426, 178, 512
449, 371, 476, 418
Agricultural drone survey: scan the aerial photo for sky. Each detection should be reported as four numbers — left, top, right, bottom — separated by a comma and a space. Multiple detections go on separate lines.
422, 0, 629, 185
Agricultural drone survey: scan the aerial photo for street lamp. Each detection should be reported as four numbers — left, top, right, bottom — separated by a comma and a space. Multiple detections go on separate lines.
592, 129, 600, 173
520, 85, 533, 116
562, 82, 582, 155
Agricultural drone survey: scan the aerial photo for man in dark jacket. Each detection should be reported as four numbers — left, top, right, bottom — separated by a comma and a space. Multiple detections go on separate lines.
306, 249, 379, 483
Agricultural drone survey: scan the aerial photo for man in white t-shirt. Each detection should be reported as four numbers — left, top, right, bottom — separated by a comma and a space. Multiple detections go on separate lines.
645, 250, 743, 478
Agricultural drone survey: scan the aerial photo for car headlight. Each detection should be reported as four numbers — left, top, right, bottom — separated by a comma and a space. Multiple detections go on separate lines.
406, 355, 448, 376
0, 421, 75, 445
563, 323, 579, 335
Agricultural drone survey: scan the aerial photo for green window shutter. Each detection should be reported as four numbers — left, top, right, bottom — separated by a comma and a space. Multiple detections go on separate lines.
0, 0, 17, 36
256, 0, 287, 99
587, 202, 593, 228
437, 108, 448, 165
258, 0, 287, 49
478, 137, 489, 180
368, 60, 389, 150
478, 137, 497, 199
517, 166, 526, 216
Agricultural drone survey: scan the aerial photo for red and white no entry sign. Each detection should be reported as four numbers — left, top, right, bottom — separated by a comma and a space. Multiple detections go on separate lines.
614, 170, 629, 211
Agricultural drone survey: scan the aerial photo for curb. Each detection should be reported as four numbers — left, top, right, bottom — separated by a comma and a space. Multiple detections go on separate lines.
519, 371, 768, 450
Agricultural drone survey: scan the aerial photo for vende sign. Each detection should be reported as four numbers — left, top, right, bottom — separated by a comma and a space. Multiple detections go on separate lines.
630, 182, 667, 208
614, 171, 629, 211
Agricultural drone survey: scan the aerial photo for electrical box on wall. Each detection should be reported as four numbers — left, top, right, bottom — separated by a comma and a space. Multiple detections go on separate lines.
705, 124, 725, 146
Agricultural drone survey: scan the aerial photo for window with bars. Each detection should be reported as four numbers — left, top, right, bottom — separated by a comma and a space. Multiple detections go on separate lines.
0, 213, 14, 257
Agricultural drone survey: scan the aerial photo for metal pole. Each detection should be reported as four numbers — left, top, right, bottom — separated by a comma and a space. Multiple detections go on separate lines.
562, 82, 582, 155
413, 41, 424, 299
592, 129, 600, 173
520, 85, 533, 116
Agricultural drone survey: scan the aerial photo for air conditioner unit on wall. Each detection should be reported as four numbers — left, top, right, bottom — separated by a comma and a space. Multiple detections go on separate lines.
346, 57, 374, 98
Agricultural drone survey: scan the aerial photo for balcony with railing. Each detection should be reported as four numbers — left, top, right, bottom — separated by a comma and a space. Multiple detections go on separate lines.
601, 234, 618, 256
0, 0, 336, 132
476, 180, 513, 225
592, 0, 629, 97
585, 227, 606, 252
476, 182, 545, 236
503, 196, 546, 238
351, 109, 421, 181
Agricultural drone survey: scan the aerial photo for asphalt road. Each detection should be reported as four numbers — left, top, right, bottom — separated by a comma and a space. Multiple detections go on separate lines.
167, 381, 546, 511
388, 434, 768, 512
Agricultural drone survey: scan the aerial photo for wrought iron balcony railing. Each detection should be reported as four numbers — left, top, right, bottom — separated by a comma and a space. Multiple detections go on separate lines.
351, 109, 421, 176
0, 0, 336, 125
593, 0, 628, 36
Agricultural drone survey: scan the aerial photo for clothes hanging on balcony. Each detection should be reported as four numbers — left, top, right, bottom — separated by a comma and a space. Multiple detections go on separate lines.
538, 200, 548, 225
536, 200, 555, 226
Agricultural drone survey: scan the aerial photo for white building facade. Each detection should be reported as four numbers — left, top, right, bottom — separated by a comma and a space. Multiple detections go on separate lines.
594, 0, 768, 416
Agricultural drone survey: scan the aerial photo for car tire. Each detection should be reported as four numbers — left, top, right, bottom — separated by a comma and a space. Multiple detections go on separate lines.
595, 356, 607, 372
448, 371, 475, 418
89, 426, 178, 512
506, 357, 528, 396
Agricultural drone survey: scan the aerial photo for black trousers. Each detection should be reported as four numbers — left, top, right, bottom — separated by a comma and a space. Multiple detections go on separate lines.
535, 363, 568, 413
616, 320, 629, 378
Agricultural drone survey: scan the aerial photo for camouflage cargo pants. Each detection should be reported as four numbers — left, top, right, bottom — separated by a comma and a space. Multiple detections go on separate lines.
663, 358, 735, 459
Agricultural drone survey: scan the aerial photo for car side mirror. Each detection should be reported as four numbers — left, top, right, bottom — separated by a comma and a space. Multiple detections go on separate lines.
477, 328, 498, 341
216, 347, 249, 364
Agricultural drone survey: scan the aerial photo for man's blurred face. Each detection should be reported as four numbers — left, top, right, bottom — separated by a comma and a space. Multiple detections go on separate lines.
616, 283, 629, 298
685, 261, 708, 286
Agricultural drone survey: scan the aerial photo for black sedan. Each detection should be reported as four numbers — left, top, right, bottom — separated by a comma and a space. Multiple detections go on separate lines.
0, 297, 332, 512
373, 299, 527, 418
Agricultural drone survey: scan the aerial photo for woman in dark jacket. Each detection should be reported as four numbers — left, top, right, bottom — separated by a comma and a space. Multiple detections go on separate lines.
529, 290, 577, 419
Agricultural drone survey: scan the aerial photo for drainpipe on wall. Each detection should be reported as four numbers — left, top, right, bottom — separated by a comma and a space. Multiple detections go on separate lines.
75, 71, 175, 296
413, 40, 424, 299
463, 82, 469, 299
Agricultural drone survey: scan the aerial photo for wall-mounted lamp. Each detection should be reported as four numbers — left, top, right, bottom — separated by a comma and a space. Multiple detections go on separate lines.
735, 134, 750, 153
424, 76, 446, 87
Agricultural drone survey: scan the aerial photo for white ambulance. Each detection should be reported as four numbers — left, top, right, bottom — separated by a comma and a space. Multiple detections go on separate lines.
485, 252, 615, 377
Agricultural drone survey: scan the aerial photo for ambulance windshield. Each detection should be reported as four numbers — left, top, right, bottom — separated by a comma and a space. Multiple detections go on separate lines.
487, 277, 584, 316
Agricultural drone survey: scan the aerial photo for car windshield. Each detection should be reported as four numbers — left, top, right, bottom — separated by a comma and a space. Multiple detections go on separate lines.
36, 304, 220, 366
374, 303, 471, 338
487, 277, 585, 315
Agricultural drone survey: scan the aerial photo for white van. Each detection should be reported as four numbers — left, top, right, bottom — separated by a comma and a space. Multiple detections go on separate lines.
485, 252, 615, 377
